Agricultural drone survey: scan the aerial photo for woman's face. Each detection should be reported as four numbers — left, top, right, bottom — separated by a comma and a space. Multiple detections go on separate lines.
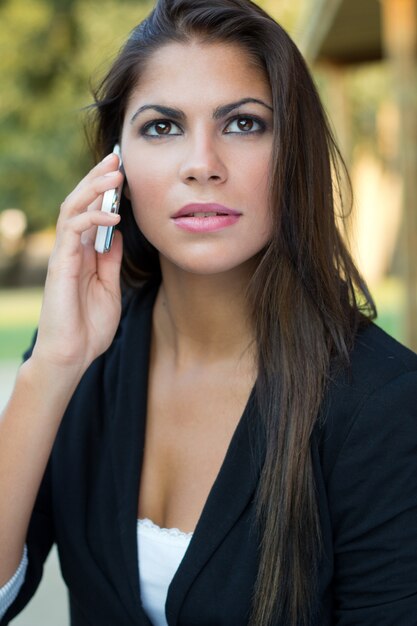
121, 40, 274, 276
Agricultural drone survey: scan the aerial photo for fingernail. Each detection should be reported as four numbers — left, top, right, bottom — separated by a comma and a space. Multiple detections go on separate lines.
103, 153, 114, 163
104, 170, 119, 177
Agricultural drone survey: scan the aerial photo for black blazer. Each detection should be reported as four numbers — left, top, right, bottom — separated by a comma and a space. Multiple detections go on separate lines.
3, 280, 417, 625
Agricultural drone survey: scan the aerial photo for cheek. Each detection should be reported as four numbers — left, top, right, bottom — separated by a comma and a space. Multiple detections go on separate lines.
236, 146, 270, 186
125, 175, 171, 240
125, 165, 167, 212
240, 160, 270, 208
243, 157, 273, 235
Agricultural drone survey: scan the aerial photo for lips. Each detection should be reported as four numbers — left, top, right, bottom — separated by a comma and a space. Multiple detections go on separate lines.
172, 203, 241, 218
171, 203, 242, 233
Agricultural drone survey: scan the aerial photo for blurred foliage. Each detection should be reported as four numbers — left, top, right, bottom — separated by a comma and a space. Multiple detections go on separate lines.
0, 0, 153, 231
0, 0, 305, 233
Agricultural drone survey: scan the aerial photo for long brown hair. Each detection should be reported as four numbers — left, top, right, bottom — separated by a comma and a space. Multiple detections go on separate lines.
87, 1, 376, 623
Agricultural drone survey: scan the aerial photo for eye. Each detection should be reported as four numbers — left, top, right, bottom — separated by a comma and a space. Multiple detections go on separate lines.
224, 115, 265, 134
140, 119, 182, 138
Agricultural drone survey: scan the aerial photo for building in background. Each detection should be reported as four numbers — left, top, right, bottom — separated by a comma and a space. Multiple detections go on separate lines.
298, 0, 417, 349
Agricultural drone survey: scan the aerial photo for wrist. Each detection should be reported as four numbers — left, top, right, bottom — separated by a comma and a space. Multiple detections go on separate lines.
28, 341, 92, 378
19, 353, 86, 401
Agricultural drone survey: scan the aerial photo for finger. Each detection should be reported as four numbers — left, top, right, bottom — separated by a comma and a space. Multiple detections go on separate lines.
53, 210, 121, 263
82, 152, 122, 188
65, 153, 120, 208
80, 196, 104, 246
58, 170, 123, 221
83, 152, 121, 184
86, 195, 104, 213
58, 146, 123, 220
80, 224, 98, 248
96, 230, 123, 290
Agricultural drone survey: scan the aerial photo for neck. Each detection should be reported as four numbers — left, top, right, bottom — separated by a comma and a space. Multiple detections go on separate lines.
153, 258, 257, 367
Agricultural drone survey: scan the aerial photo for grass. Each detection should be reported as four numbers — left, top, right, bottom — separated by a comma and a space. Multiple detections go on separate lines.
0, 325, 38, 360
0, 287, 43, 360
0, 279, 408, 362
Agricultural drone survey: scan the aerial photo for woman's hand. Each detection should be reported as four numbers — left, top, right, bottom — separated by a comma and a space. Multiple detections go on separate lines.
31, 152, 125, 374
0, 154, 126, 584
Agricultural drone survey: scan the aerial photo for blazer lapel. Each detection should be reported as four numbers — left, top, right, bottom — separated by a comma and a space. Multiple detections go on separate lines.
165, 386, 261, 626
108, 283, 158, 623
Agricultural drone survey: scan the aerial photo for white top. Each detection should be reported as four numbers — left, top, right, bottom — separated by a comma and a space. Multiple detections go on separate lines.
0, 521, 193, 625
138, 518, 193, 626
0, 545, 28, 620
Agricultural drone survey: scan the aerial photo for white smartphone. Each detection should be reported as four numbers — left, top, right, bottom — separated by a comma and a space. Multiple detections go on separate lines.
95, 144, 124, 254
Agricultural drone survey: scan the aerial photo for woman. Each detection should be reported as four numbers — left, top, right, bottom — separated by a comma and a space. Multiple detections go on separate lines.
1, 0, 416, 624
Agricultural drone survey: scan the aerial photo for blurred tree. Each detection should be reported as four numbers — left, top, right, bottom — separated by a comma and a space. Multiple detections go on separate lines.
0, 0, 301, 232
0, 0, 152, 231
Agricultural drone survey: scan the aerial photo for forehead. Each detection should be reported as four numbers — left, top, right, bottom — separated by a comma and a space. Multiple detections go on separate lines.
126, 40, 271, 110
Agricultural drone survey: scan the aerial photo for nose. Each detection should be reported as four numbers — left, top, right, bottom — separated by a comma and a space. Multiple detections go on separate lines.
179, 130, 227, 186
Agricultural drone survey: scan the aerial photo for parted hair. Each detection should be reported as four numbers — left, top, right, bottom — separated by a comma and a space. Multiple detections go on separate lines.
88, 1, 376, 623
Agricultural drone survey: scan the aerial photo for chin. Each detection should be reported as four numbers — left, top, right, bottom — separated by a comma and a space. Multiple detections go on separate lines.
161, 253, 260, 278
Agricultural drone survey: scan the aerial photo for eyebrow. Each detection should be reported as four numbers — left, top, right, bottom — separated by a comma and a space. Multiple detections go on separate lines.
129, 97, 273, 124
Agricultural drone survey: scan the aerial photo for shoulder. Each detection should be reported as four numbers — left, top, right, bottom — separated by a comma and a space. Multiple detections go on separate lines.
315, 324, 417, 618
316, 322, 417, 477
347, 321, 417, 384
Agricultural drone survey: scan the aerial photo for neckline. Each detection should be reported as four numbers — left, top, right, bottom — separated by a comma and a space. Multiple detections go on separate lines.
137, 517, 194, 539
110, 281, 261, 623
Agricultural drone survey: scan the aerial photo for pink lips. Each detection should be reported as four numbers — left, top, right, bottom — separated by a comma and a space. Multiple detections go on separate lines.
171, 203, 241, 233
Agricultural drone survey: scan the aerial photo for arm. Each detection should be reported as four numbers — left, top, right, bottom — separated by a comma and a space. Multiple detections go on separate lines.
0, 358, 84, 586
328, 370, 417, 625
0, 153, 123, 593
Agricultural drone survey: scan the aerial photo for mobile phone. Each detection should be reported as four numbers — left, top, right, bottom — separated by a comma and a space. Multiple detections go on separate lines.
95, 144, 124, 254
